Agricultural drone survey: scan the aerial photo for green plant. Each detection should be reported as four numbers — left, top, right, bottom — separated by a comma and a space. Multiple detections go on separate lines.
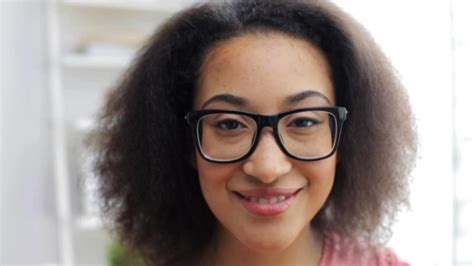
108, 240, 145, 266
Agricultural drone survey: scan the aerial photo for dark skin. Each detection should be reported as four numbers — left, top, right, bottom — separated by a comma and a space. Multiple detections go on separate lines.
192, 32, 335, 266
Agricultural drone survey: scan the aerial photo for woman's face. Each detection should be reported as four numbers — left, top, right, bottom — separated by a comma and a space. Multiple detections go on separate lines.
193, 32, 337, 253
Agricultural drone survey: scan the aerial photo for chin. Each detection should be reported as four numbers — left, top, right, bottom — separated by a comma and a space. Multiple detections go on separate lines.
238, 232, 295, 254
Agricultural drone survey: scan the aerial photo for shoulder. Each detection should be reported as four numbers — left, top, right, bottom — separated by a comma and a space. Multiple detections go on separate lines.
319, 231, 409, 266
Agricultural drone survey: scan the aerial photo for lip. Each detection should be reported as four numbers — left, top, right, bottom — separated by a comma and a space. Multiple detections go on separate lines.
236, 188, 300, 198
233, 188, 302, 217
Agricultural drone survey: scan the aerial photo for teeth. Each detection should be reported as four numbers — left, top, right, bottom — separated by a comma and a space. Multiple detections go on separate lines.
269, 197, 278, 204
258, 198, 268, 204
246, 195, 288, 204
277, 195, 286, 202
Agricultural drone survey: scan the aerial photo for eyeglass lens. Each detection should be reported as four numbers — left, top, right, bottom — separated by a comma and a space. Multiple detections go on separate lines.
196, 111, 337, 161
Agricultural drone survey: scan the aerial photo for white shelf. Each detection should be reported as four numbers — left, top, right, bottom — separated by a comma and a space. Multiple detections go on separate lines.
63, 54, 133, 69
61, 0, 184, 13
76, 215, 104, 230
48, 1, 179, 264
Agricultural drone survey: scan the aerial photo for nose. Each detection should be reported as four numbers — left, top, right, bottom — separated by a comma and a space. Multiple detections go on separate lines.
242, 129, 292, 184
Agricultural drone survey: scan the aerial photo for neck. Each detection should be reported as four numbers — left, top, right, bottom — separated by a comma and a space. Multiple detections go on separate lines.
201, 225, 323, 266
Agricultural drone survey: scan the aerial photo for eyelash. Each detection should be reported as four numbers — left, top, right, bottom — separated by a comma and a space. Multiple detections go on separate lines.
288, 118, 321, 128
215, 119, 247, 130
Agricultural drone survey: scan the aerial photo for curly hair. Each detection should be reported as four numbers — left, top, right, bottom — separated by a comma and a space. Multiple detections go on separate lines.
91, 0, 417, 264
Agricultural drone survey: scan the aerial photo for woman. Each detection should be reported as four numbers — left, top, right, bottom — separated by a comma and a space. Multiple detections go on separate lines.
92, 0, 417, 265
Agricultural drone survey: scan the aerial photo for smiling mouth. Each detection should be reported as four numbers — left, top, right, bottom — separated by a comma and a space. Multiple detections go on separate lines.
234, 192, 293, 204
233, 188, 302, 217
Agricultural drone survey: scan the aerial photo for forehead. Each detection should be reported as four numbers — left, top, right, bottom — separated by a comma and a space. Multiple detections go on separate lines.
195, 32, 335, 113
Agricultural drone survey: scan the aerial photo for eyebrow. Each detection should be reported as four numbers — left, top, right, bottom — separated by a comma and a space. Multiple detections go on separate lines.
286, 90, 331, 105
201, 93, 249, 109
201, 89, 331, 109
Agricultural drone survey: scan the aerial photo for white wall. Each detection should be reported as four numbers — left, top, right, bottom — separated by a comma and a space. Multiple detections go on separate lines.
0, 0, 459, 265
1, 1, 59, 264
333, 0, 454, 265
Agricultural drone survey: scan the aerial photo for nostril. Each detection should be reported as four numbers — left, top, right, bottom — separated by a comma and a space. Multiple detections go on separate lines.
242, 160, 292, 184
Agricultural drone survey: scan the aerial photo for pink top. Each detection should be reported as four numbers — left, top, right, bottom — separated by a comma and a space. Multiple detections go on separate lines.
319, 231, 409, 266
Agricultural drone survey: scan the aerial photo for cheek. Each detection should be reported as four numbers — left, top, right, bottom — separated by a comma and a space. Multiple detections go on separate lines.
308, 153, 337, 181
195, 151, 239, 202
299, 155, 337, 208
195, 151, 235, 183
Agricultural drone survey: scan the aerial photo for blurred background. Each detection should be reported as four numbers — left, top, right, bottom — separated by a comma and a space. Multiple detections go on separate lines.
1, 0, 472, 265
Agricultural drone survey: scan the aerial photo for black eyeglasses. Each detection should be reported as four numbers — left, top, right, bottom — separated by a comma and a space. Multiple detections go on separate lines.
185, 107, 348, 163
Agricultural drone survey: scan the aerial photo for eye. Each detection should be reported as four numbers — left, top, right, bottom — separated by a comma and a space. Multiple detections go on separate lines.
288, 118, 321, 128
215, 119, 247, 130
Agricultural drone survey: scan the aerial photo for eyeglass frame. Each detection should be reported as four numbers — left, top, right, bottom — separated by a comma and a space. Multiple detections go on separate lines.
185, 106, 348, 163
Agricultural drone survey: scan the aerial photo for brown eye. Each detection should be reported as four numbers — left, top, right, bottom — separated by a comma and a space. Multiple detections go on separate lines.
288, 118, 321, 128
215, 119, 246, 130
